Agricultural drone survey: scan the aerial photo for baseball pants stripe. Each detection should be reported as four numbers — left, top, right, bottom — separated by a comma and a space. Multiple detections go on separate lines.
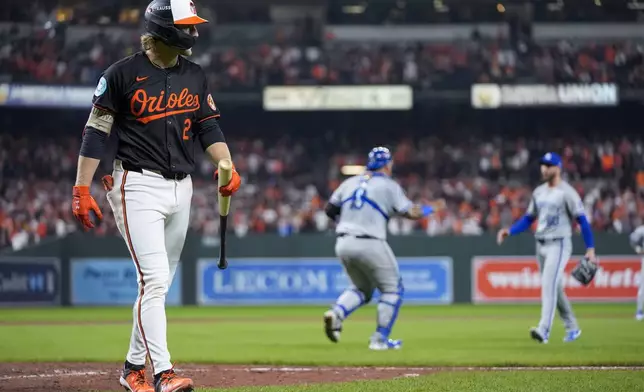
107, 163, 191, 375
120, 170, 155, 374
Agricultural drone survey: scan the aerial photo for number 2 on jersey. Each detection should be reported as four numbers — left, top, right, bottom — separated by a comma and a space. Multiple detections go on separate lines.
182, 118, 191, 140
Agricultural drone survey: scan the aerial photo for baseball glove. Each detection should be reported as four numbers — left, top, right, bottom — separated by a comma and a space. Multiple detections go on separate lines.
571, 256, 598, 286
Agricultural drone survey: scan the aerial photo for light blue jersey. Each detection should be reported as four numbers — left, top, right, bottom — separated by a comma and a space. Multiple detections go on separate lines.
329, 172, 413, 240
527, 181, 585, 240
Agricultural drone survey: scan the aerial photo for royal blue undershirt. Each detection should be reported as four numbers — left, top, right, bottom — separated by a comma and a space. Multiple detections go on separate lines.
508, 215, 535, 236
508, 214, 594, 249
576, 215, 595, 248
421, 205, 434, 217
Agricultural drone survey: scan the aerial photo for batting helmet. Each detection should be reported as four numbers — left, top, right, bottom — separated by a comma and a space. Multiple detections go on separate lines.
366, 147, 392, 171
539, 152, 562, 168
144, 0, 208, 51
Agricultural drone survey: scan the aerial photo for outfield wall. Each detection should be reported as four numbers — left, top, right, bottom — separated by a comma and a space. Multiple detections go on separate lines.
1, 233, 640, 306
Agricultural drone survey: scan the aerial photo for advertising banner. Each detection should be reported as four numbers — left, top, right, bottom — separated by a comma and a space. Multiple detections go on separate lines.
263, 85, 413, 111
471, 83, 618, 108
71, 259, 182, 305
473, 256, 642, 303
198, 258, 452, 305
0, 258, 61, 306
0, 84, 94, 108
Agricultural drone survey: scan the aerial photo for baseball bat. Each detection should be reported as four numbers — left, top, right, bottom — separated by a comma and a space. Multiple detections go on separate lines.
217, 158, 233, 270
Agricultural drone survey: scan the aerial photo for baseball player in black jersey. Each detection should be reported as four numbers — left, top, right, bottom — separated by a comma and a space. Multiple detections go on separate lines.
71, 1, 241, 392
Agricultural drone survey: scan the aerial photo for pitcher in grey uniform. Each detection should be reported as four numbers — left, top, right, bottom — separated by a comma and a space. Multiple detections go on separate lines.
322, 147, 443, 350
497, 152, 596, 344
629, 225, 644, 321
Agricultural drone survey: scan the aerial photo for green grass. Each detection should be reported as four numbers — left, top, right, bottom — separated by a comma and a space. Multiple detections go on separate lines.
0, 303, 634, 322
0, 304, 641, 366
201, 371, 644, 392
1, 305, 643, 391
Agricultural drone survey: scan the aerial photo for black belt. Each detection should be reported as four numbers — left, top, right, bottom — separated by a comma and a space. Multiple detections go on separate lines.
122, 162, 188, 181
337, 233, 378, 240
537, 238, 563, 244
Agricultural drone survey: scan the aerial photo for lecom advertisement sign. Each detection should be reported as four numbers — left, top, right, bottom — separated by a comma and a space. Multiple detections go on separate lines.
473, 256, 643, 303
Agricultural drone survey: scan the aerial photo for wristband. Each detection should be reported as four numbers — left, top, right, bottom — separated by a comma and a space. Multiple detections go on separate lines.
421, 205, 434, 217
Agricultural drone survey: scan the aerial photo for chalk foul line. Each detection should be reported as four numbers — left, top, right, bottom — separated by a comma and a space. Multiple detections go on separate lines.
0, 370, 109, 380
242, 366, 644, 372
1, 366, 643, 381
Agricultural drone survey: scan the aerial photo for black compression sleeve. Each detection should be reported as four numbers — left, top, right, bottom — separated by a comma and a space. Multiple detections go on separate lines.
325, 203, 341, 221
79, 127, 108, 159
198, 117, 226, 150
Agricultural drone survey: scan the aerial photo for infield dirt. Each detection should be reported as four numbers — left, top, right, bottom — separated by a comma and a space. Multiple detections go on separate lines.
2, 363, 643, 392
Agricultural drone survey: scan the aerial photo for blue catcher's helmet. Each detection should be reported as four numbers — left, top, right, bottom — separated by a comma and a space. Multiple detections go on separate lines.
366, 146, 392, 171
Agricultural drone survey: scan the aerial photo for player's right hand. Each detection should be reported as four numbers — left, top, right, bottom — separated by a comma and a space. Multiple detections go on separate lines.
214, 163, 241, 197
101, 175, 114, 191
72, 185, 103, 231
496, 228, 509, 245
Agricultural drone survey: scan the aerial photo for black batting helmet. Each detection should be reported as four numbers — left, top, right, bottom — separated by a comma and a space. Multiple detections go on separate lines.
144, 0, 208, 50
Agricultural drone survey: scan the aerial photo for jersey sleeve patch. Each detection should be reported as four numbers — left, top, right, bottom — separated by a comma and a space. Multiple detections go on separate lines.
207, 94, 217, 111
94, 77, 107, 97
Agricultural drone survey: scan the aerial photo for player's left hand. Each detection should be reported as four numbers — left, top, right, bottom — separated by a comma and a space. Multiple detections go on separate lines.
72, 185, 103, 231
214, 163, 241, 197
572, 253, 599, 286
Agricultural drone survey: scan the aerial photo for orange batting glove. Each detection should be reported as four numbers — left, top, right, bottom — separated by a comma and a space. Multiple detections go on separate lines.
72, 185, 103, 231
214, 163, 241, 197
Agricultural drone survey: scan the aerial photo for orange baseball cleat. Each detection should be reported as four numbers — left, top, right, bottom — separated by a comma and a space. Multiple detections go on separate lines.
119, 368, 154, 392
154, 369, 194, 392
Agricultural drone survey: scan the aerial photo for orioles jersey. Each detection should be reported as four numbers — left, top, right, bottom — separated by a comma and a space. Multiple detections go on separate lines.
92, 51, 221, 174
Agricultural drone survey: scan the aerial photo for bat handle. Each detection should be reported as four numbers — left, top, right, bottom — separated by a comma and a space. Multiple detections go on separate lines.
218, 215, 228, 270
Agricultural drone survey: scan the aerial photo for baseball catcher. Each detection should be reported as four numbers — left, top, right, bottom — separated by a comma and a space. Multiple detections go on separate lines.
323, 147, 444, 350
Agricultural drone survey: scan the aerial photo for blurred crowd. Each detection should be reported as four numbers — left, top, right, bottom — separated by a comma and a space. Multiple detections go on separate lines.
2, 0, 638, 25
0, 26, 137, 85
2, 131, 644, 251
2, 23, 644, 89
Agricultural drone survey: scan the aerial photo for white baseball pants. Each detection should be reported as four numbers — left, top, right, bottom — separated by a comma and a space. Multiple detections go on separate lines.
106, 160, 192, 375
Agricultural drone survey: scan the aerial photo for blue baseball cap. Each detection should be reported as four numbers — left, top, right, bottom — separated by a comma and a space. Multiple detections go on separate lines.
540, 152, 562, 168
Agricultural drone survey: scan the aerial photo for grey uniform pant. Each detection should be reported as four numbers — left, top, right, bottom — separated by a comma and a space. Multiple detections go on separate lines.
335, 236, 401, 298
536, 237, 578, 334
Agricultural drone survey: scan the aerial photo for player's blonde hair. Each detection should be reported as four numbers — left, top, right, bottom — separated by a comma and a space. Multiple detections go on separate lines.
140, 33, 192, 57
140, 33, 157, 52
